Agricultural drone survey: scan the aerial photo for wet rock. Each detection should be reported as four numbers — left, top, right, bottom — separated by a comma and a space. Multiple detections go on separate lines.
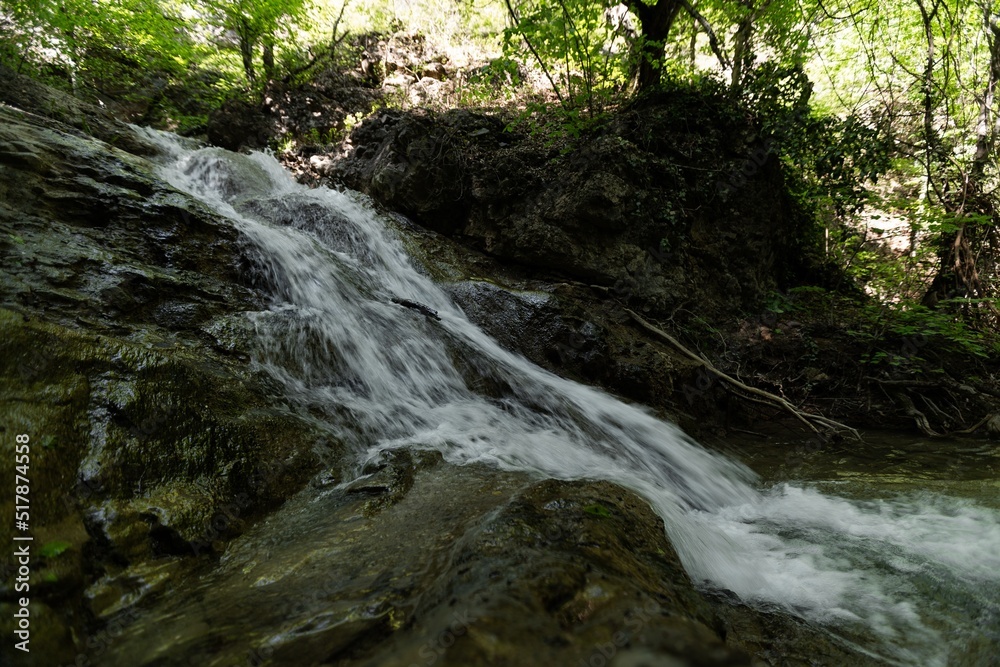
0, 64, 157, 156
0, 601, 77, 665
706, 593, 887, 667
0, 95, 340, 661
94, 455, 761, 667
398, 225, 724, 428
0, 73, 883, 667
333, 110, 506, 236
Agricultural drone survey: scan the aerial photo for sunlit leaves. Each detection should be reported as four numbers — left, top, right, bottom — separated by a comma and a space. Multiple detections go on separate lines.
503, 0, 636, 107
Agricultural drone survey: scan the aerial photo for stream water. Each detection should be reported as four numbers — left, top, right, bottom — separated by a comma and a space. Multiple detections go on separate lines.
139, 130, 1000, 666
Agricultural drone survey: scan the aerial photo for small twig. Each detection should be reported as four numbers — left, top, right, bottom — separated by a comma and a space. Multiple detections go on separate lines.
504, 0, 567, 109
729, 427, 768, 438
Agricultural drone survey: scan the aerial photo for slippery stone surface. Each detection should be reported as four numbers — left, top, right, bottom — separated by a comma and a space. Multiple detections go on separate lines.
0, 64, 156, 156
397, 222, 728, 433
0, 100, 333, 660
94, 453, 752, 667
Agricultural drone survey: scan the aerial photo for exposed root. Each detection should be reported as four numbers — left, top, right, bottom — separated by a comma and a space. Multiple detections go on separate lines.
892, 391, 942, 437
868, 376, 1000, 437
625, 308, 862, 440
951, 413, 998, 435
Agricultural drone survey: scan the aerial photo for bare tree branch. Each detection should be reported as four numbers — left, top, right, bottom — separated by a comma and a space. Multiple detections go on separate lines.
504, 0, 568, 107
679, 0, 730, 69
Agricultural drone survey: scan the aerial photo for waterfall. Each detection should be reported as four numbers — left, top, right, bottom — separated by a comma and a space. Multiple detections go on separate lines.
139, 129, 1000, 666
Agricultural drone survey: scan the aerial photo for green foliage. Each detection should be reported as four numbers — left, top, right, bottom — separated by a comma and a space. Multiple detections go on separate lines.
502, 0, 632, 111
467, 57, 524, 90
0, 0, 324, 128
39, 540, 72, 558
502, 99, 611, 152
1, 0, 194, 93
743, 63, 894, 219
203, 0, 309, 83
0, 0, 238, 130
852, 300, 998, 368
763, 286, 851, 324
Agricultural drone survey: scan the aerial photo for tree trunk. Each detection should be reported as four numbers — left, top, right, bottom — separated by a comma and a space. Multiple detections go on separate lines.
730, 0, 772, 95
972, 14, 1000, 184
922, 1, 999, 309
262, 33, 275, 81
58, 2, 78, 94
626, 0, 683, 91
731, 18, 751, 92
238, 19, 257, 83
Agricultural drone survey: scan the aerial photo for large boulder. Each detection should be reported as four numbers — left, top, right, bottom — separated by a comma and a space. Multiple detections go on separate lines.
327, 92, 809, 321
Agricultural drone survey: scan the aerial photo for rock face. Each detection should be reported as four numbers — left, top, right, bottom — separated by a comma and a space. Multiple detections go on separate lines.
0, 64, 155, 156
0, 85, 333, 660
327, 92, 809, 322
95, 453, 754, 667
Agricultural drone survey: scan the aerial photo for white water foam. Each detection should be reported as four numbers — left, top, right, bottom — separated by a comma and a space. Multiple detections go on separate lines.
138, 128, 1000, 665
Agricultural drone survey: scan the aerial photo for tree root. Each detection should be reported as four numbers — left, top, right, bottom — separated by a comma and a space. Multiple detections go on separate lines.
951, 413, 999, 435
891, 391, 942, 437
867, 376, 1000, 437
625, 308, 862, 440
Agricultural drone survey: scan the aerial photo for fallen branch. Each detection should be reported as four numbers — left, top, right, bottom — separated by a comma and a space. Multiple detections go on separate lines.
625, 308, 861, 440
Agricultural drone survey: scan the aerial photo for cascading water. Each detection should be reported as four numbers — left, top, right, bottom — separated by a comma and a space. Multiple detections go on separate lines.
139, 129, 999, 666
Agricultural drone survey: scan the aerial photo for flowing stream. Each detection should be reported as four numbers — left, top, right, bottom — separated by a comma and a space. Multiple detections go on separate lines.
139, 130, 1000, 666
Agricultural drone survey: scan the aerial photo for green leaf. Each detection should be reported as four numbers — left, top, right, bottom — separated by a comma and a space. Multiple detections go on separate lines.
39, 540, 72, 558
